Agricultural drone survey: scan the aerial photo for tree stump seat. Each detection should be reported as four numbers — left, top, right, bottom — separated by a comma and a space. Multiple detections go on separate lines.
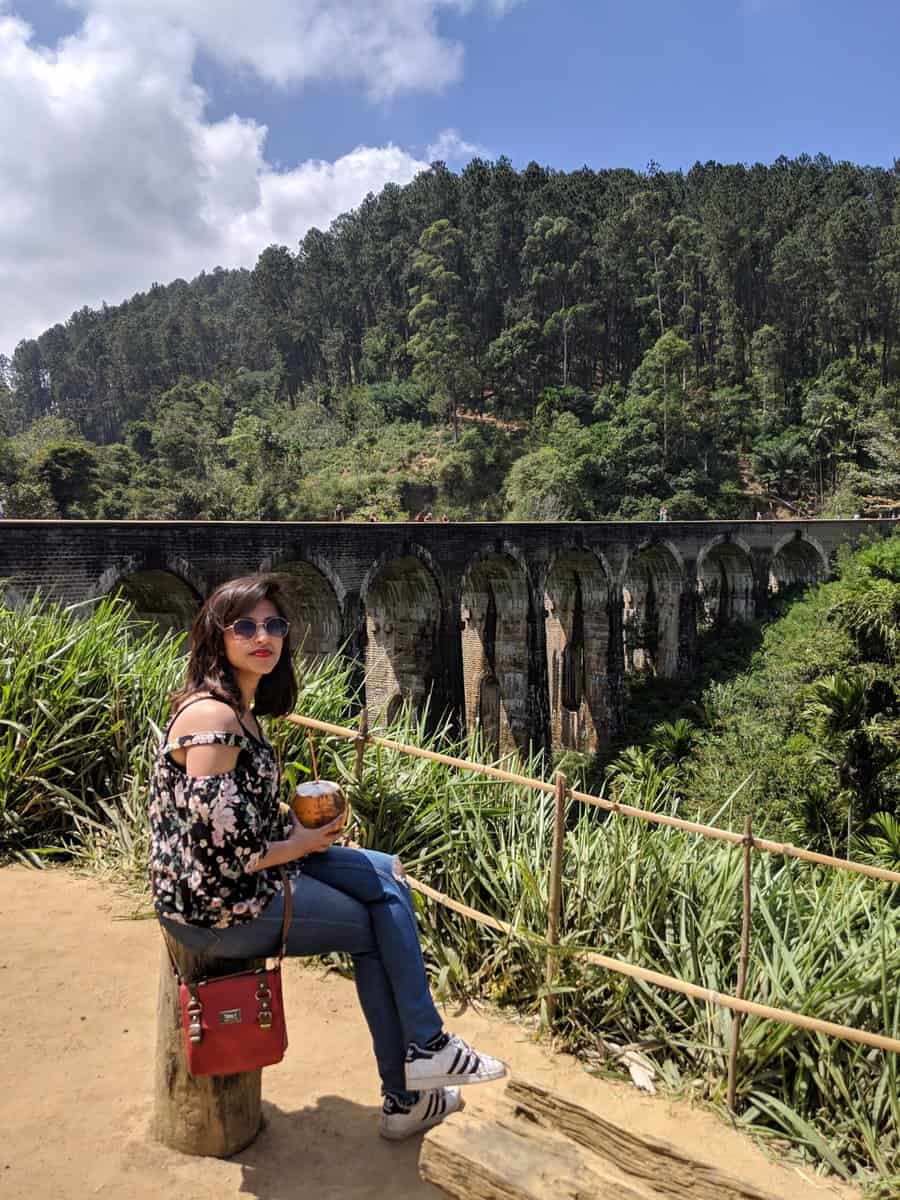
153, 934, 265, 1158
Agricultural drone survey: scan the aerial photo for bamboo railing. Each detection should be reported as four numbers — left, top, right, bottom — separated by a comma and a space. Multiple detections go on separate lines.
285, 713, 900, 885
406, 876, 900, 1055
282, 711, 900, 1085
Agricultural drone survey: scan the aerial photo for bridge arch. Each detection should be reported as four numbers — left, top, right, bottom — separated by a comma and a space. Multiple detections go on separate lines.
103, 566, 202, 634
697, 536, 755, 627
621, 541, 685, 677
260, 548, 347, 611
360, 547, 444, 723
460, 548, 533, 755
543, 546, 611, 752
267, 561, 342, 662
768, 533, 829, 595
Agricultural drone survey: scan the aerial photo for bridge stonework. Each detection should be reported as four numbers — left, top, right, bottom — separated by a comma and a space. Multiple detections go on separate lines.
1, 519, 891, 755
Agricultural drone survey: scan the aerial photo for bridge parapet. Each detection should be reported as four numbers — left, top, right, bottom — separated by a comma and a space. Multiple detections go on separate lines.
1, 519, 892, 754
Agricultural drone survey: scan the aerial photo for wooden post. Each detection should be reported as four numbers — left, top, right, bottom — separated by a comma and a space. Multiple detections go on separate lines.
542, 773, 567, 1031
153, 935, 264, 1157
354, 706, 369, 783
727, 816, 754, 1114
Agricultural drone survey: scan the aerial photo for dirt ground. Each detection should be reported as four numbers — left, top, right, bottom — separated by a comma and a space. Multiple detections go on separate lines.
0, 865, 864, 1200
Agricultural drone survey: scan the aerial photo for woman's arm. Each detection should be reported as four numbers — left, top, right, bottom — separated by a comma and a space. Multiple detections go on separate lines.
171, 699, 243, 775
185, 740, 241, 775
169, 699, 343, 870
247, 808, 345, 871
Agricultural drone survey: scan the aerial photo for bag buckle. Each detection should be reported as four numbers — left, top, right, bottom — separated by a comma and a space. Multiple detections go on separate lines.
187, 994, 203, 1044
256, 980, 273, 1031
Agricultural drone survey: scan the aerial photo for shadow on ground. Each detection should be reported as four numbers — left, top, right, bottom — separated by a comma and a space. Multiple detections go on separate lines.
236, 1096, 443, 1200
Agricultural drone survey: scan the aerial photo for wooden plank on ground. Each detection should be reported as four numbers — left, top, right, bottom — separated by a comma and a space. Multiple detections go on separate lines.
507, 1079, 781, 1200
419, 1109, 655, 1200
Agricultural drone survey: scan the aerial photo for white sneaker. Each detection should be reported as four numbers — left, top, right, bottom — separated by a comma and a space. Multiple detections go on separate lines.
405, 1032, 507, 1091
379, 1087, 464, 1140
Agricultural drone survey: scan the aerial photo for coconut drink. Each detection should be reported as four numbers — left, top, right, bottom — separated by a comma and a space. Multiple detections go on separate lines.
291, 779, 348, 830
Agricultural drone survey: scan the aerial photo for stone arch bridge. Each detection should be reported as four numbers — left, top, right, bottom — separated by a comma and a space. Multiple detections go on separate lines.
1, 519, 889, 755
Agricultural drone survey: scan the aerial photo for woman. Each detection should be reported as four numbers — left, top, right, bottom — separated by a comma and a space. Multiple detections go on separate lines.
149, 574, 505, 1141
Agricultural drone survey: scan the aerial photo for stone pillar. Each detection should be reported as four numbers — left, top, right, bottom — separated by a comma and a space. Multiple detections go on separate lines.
542, 551, 613, 754
436, 582, 466, 741
676, 560, 699, 677
605, 584, 627, 741
459, 555, 534, 756
527, 574, 552, 756
342, 588, 367, 711
750, 551, 772, 616
361, 556, 442, 726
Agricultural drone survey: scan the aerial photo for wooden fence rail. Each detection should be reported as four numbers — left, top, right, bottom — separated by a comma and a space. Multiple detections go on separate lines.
406, 877, 900, 1056
281, 711, 900, 1085
283, 714, 900, 886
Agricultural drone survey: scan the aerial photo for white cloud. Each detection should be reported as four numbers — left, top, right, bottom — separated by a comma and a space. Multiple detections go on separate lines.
426, 128, 491, 164
66, 0, 506, 100
3, 0, 531, 352
0, 0, 522, 352
0, 0, 523, 352
207, 140, 430, 266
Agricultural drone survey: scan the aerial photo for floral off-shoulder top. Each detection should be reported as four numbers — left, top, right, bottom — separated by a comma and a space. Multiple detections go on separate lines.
148, 717, 293, 929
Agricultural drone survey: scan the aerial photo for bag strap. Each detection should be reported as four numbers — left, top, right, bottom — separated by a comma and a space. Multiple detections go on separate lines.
276, 868, 293, 959
163, 868, 294, 984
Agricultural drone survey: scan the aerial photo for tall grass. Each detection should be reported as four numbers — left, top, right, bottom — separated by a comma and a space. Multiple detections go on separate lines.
345, 746, 899, 1185
1, 597, 897, 1189
0, 595, 185, 867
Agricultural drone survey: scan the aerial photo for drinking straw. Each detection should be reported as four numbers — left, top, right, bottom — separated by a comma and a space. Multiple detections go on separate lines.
307, 730, 319, 782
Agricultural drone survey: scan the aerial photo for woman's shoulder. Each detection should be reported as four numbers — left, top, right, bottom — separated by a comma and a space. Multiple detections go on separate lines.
168, 695, 243, 740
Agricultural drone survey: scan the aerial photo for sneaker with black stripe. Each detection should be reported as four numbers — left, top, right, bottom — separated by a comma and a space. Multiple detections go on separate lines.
404, 1032, 507, 1091
379, 1087, 464, 1140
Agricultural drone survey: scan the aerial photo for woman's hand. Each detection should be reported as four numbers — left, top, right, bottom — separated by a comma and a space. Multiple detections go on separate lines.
247, 810, 346, 872
286, 811, 346, 857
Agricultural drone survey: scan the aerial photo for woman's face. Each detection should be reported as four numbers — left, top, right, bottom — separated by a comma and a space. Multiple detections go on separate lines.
222, 597, 284, 681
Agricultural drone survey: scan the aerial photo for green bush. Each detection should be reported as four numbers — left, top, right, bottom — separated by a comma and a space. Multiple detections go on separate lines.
0, 595, 184, 866
686, 535, 900, 845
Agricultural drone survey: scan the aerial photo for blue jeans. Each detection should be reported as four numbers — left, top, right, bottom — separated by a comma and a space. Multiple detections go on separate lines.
160, 847, 443, 1094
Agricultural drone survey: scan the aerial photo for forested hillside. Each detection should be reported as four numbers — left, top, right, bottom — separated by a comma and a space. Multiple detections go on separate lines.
1, 154, 899, 521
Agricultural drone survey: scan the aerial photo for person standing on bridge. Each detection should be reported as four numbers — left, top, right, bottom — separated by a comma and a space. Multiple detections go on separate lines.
148, 575, 506, 1141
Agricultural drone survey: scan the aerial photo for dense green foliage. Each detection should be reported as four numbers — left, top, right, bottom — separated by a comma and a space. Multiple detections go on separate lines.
0, 595, 185, 863
608, 534, 900, 865
2, 154, 899, 520
1, 586, 897, 1187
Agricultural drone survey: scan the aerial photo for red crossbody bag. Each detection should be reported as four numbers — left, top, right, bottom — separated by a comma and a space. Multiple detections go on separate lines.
165, 872, 293, 1077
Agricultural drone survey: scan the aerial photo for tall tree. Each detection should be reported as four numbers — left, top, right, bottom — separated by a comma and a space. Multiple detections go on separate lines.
407, 220, 478, 438
523, 215, 593, 388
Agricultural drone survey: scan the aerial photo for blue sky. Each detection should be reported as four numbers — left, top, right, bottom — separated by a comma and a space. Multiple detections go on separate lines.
2, 0, 898, 352
20, 0, 900, 173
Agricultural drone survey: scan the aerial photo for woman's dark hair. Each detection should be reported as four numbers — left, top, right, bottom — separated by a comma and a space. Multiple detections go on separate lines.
170, 575, 298, 718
